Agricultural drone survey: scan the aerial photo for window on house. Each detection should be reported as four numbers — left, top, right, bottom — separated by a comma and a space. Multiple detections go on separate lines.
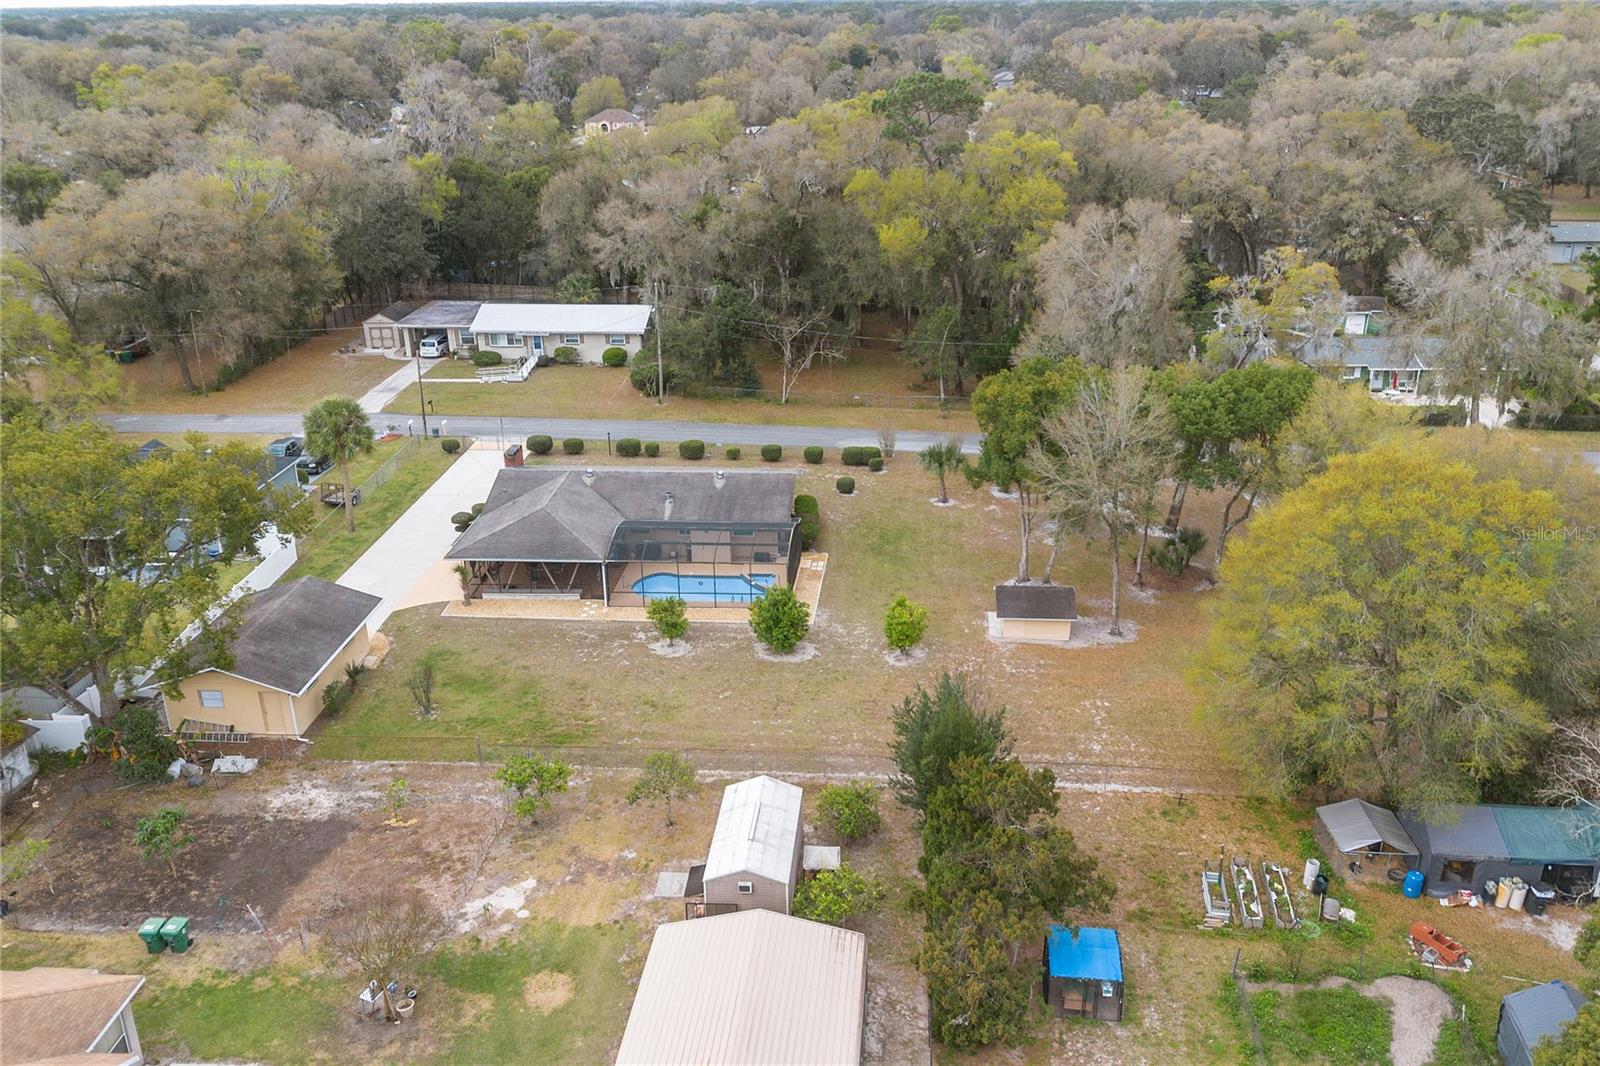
737, 881, 753, 894
608, 334, 627, 346
199, 690, 225, 709
563, 334, 582, 344
459, 330, 475, 346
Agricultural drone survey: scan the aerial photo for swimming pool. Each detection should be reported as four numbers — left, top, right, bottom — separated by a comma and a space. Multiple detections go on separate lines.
631, 572, 777, 603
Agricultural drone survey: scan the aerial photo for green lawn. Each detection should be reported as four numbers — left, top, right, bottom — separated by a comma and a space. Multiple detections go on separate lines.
1247, 984, 1392, 1065
285, 440, 460, 583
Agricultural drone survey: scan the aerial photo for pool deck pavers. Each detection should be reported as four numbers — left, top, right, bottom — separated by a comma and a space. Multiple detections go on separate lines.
434, 552, 829, 624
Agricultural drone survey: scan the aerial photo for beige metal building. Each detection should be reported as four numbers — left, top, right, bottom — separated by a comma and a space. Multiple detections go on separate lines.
615, 909, 866, 1065
988, 582, 1077, 644
162, 577, 379, 737
0, 966, 146, 1065
703, 775, 805, 914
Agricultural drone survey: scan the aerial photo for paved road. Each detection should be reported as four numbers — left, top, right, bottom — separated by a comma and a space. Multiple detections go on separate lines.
106, 412, 982, 453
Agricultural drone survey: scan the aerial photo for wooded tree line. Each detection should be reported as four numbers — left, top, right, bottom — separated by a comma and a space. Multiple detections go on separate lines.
3, 3, 1598, 400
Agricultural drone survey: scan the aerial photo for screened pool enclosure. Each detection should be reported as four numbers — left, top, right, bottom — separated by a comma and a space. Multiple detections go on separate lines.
446, 468, 802, 607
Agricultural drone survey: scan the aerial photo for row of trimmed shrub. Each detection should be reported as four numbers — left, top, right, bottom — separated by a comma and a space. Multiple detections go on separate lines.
521, 437, 891, 466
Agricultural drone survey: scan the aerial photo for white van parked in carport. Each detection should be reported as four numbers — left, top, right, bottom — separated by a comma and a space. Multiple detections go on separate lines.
417, 332, 449, 358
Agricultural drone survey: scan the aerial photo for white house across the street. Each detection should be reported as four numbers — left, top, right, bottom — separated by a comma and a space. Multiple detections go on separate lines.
364, 300, 654, 365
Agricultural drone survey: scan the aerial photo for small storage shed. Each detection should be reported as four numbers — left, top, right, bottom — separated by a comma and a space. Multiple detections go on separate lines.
1497, 980, 1586, 1066
1044, 925, 1124, 1021
989, 583, 1077, 644
361, 300, 419, 350
1400, 804, 1600, 899
1314, 798, 1419, 882
703, 775, 804, 914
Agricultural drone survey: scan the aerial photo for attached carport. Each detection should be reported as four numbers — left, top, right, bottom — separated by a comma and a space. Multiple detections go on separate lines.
392, 300, 481, 357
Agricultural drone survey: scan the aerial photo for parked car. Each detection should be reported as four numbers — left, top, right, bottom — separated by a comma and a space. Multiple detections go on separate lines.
296, 454, 330, 475
266, 436, 303, 458
417, 332, 449, 359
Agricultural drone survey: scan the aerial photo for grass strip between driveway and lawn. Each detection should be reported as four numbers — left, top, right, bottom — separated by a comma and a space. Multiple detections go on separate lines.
284, 438, 462, 584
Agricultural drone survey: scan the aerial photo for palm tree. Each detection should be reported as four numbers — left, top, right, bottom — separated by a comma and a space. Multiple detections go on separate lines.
304, 396, 374, 533
918, 438, 966, 504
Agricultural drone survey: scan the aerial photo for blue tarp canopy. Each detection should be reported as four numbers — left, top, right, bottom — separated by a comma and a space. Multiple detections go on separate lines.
1047, 926, 1122, 983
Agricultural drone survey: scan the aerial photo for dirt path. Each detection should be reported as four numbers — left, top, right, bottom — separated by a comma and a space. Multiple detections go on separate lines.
1241, 974, 1453, 1066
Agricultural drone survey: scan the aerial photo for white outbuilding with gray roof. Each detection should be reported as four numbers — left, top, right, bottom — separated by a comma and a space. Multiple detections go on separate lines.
703, 775, 805, 914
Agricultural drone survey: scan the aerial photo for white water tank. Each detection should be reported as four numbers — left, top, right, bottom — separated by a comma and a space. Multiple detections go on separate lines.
1302, 858, 1321, 891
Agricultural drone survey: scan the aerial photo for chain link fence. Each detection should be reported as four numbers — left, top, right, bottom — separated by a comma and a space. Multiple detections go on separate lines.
298, 435, 435, 536
695, 384, 970, 412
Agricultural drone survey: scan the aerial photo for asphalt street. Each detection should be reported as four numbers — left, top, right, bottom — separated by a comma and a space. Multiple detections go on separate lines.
106, 411, 983, 453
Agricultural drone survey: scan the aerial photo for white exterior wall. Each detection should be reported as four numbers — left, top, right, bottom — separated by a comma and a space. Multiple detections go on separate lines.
1, 744, 37, 802
25, 712, 92, 754
475, 332, 644, 365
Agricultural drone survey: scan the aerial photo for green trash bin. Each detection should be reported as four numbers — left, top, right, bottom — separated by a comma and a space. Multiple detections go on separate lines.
139, 916, 169, 954
159, 915, 191, 954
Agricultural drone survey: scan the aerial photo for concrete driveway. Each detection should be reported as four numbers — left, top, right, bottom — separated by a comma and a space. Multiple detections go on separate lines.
336, 444, 504, 630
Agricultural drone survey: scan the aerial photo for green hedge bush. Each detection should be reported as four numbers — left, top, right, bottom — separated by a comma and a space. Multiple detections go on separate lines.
804, 446, 824, 464
836, 476, 855, 495
760, 444, 783, 462
562, 438, 584, 455
440, 438, 461, 454
617, 438, 642, 458
749, 584, 810, 653
868, 456, 885, 472
552, 345, 579, 364
794, 493, 820, 550
451, 511, 474, 526
817, 782, 882, 841
725, 446, 742, 460
602, 346, 628, 367
471, 350, 502, 367
644, 441, 660, 457
528, 435, 553, 455
679, 439, 706, 460
840, 446, 881, 467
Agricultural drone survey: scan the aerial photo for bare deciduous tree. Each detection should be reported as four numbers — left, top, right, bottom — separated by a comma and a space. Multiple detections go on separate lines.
1028, 367, 1175, 636
1538, 722, 1600, 839
1024, 199, 1191, 366
321, 888, 450, 1020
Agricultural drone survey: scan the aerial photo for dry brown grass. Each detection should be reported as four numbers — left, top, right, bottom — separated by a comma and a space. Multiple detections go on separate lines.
324, 454, 1234, 783
114, 328, 399, 413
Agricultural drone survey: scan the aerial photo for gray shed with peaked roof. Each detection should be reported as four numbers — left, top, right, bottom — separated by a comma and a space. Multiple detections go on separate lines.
361, 300, 421, 349
1498, 980, 1587, 1066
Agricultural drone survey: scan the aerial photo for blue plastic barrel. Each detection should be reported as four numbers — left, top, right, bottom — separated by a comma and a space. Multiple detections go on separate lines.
1403, 870, 1425, 898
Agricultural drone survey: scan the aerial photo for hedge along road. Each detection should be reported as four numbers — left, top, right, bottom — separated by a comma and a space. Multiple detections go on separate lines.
103, 412, 984, 454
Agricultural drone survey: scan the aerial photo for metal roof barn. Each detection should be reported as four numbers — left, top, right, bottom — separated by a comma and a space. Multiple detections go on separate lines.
615, 909, 866, 1065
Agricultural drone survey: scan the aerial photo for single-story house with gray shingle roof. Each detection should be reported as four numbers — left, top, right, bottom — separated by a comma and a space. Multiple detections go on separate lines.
1301, 334, 1445, 394
162, 576, 380, 736
1546, 221, 1600, 264
447, 468, 799, 607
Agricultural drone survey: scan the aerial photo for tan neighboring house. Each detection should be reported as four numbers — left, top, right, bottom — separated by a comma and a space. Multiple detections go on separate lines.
988, 582, 1077, 645
615, 909, 867, 1065
702, 775, 804, 914
0, 967, 146, 1065
584, 107, 644, 135
162, 577, 379, 737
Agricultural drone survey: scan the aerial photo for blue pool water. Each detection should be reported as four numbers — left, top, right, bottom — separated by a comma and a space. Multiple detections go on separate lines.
632, 572, 777, 603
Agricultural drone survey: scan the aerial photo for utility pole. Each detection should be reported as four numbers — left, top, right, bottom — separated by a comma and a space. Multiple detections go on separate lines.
414, 338, 429, 437
654, 280, 665, 405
